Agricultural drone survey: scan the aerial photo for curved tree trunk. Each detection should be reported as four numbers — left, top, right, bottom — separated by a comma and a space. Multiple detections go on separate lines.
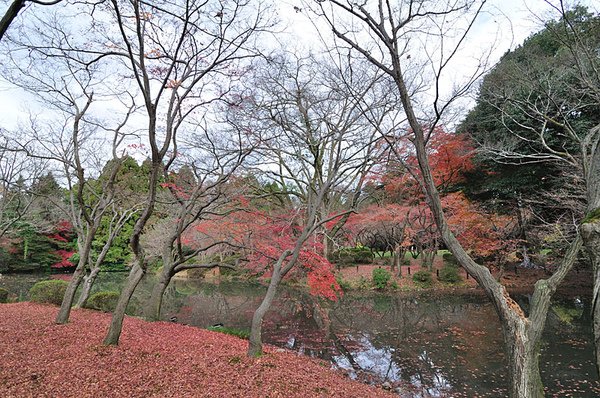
248, 268, 282, 357
144, 271, 171, 321
103, 263, 145, 345
75, 267, 101, 308
392, 57, 581, 397
55, 264, 85, 324
56, 234, 94, 324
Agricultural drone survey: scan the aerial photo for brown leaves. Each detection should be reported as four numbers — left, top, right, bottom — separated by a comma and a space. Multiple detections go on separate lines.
0, 303, 393, 398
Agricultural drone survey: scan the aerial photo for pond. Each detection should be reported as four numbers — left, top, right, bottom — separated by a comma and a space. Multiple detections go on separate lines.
1, 272, 598, 397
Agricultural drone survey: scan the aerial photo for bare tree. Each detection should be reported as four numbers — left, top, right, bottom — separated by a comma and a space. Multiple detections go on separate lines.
83, 0, 277, 345
0, 21, 138, 323
230, 52, 386, 356
142, 128, 254, 321
471, 2, 600, 376
314, 1, 584, 396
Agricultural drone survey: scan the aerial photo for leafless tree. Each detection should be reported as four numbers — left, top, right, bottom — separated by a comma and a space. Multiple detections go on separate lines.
86, 0, 277, 345
142, 127, 255, 321
472, 0, 600, 376
230, 52, 388, 356
0, 21, 139, 323
313, 1, 584, 396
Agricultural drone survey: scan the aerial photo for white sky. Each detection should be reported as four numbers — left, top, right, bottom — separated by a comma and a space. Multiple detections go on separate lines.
0, 0, 597, 132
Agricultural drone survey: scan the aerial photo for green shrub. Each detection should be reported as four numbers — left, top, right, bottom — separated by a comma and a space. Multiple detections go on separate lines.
442, 252, 459, 267
336, 275, 351, 291
372, 268, 391, 290
85, 291, 120, 312
412, 270, 433, 288
438, 266, 462, 284
29, 280, 68, 305
0, 288, 9, 303
354, 275, 370, 290
332, 247, 374, 264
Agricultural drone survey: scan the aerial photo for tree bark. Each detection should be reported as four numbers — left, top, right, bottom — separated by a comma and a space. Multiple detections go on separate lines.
248, 268, 282, 357
55, 265, 85, 324
503, 316, 544, 398
582, 219, 600, 376
144, 270, 171, 321
103, 263, 145, 345
75, 266, 101, 308
56, 233, 95, 324
0, 0, 24, 41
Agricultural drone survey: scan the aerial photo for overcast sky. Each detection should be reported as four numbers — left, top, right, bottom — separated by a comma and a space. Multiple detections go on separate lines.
0, 0, 597, 132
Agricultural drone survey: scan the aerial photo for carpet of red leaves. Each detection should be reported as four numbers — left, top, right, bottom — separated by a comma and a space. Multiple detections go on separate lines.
0, 303, 394, 398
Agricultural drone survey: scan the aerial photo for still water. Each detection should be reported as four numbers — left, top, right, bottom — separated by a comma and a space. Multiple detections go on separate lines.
1, 272, 598, 397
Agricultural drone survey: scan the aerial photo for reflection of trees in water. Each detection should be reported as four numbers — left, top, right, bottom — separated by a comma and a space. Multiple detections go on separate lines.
325, 294, 504, 396
73, 274, 595, 397
161, 281, 265, 329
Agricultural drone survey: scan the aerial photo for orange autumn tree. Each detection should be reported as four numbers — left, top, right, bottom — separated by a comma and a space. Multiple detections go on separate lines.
351, 127, 516, 270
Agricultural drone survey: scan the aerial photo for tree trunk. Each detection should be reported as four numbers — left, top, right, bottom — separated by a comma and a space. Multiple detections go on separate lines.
581, 219, 600, 377
395, 251, 402, 277
323, 232, 334, 261
0, 0, 25, 41
55, 265, 85, 324
103, 263, 145, 345
144, 271, 171, 321
503, 317, 544, 398
248, 269, 282, 357
421, 250, 434, 271
75, 266, 101, 308
56, 230, 96, 324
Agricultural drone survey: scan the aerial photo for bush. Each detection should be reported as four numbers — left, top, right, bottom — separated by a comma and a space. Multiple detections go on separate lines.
29, 280, 68, 305
335, 275, 351, 291
85, 291, 120, 312
442, 252, 459, 267
372, 268, 391, 290
332, 247, 374, 264
412, 270, 433, 288
438, 266, 462, 284
0, 287, 9, 303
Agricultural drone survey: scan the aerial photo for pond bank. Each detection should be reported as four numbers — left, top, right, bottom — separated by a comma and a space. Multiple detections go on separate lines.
0, 302, 394, 398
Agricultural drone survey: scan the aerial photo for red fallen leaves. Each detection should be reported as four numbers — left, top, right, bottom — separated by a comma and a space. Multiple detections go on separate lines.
0, 303, 394, 398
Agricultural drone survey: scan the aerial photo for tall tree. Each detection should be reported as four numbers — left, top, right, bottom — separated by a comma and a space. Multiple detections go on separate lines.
462, 3, 600, 375
314, 1, 585, 396
90, 0, 276, 345
230, 52, 385, 356
0, 20, 136, 323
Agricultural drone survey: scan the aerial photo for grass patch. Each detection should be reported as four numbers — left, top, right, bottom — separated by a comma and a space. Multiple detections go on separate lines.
207, 325, 250, 340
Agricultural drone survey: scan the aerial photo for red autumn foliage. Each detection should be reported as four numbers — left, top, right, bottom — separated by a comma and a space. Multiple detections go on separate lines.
51, 249, 76, 269
48, 220, 76, 269
348, 128, 515, 263
183, 206, 341, 301
443, 192, 517, 261
0, 303, 393, 398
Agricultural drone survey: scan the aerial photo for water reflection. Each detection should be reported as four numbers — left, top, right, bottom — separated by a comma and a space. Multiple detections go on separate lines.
1, 273, 599, 397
